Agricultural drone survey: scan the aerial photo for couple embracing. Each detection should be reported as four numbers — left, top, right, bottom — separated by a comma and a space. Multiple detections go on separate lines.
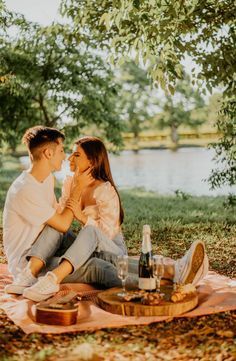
3, 126, 209, 302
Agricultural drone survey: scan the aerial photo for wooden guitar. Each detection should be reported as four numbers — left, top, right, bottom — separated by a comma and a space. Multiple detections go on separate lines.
35, 291, 79, 326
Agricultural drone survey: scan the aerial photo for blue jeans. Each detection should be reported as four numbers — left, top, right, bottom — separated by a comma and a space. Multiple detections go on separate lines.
25, 225, 137, 288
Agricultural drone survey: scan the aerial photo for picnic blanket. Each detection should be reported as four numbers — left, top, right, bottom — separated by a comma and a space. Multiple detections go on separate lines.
0, 263, 235, 334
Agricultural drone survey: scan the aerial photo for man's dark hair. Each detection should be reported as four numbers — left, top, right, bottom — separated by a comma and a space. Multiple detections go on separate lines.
22, 125, 65, 159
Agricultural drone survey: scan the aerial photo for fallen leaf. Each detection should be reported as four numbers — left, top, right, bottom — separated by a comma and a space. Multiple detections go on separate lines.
216, 330, 234, 338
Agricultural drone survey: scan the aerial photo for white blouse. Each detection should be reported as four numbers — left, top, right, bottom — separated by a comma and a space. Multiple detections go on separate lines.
57, 176, 121, 240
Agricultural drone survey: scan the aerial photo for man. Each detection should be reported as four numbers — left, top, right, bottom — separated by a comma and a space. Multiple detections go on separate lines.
3, 125, 208, 302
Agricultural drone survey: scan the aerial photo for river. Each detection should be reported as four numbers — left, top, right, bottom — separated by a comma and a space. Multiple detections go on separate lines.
20, 147, 236, 196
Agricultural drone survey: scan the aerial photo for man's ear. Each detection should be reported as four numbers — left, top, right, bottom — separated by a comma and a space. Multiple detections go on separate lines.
43, 147, 53, 160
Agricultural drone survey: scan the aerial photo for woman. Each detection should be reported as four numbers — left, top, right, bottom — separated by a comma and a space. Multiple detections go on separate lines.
58, 136, 126, 255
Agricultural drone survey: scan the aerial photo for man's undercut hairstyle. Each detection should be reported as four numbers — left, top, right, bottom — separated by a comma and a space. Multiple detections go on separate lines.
22, 126, 65, 160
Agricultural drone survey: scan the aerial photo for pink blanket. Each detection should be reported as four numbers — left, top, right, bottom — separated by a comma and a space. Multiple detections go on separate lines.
0, 264, 235, 334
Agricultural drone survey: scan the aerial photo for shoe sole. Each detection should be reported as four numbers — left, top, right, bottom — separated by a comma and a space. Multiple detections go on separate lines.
5, 286, 25, 295
184, 243, 205, 284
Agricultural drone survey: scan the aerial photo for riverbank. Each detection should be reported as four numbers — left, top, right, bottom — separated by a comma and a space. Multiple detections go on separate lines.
123, 127, 220, 150
0, 156, 235, 360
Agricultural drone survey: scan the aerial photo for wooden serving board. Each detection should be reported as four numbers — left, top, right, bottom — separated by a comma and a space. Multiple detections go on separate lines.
97, 286, 198, 317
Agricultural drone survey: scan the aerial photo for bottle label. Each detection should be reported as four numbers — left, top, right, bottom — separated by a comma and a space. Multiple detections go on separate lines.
138, 277, 156, 290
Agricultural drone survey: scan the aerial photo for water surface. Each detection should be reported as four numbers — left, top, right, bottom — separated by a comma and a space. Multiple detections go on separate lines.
20, 147, 236, 196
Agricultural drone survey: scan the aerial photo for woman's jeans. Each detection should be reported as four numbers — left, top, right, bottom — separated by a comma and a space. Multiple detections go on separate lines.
24, 225, 138, 288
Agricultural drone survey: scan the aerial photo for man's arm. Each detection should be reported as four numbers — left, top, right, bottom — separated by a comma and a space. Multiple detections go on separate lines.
46, 207, 74, 233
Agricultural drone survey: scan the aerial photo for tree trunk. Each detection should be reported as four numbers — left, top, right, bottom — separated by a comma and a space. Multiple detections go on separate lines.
131, 118, 140, 151
170, 123, 179, 148
38, 94, 53, 127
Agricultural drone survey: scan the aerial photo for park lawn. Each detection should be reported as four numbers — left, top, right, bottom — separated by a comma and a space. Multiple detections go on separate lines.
0, 156, 235, 360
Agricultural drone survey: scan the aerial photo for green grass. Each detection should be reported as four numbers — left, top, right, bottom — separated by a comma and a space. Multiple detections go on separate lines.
0, 156, 235, 360
120, 189, 236, 277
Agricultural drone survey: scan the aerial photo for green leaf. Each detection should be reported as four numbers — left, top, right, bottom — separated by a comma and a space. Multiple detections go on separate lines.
160, 77, 166, 90
118, 56, 125, 66
115, 12, 122, 29
168, 85, 175, 95
109, 54, 115, 65
153, 68, 163, 80
99, 12, 111, 30
175, 64, 182, 78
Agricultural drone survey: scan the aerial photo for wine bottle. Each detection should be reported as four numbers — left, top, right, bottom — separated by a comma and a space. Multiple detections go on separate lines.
138, 224, 156, 291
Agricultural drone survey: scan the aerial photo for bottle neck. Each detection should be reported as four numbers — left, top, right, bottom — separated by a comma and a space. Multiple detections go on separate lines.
141, 233, 152, 253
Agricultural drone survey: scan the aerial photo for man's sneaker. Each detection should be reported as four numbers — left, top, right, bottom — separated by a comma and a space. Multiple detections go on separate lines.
23, 272, 59, 302
191, 252, 209, 285
174, 240, 208, 285
5, 264, 37, 295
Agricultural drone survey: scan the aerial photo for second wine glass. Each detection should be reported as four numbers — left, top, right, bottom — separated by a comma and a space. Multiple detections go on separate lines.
153, 255, 164, 293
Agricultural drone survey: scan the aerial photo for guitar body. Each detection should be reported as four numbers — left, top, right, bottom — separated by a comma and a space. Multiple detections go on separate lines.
36, 302, 79, 326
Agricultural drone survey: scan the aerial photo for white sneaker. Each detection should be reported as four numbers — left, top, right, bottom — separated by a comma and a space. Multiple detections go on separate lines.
174, 240, 208, 285
23, 272, 59, 302
191, 253, 209, 285
5, 264, 37, 295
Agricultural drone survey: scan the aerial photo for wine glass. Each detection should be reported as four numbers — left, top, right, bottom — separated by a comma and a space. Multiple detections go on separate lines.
117, 255, 129, 297
153, 255, 164, 292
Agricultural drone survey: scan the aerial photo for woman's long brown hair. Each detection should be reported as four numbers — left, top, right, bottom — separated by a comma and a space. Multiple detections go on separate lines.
74, 136, 124, 225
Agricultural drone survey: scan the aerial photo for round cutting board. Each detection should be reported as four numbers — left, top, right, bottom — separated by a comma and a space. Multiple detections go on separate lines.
97, 286, 198, 317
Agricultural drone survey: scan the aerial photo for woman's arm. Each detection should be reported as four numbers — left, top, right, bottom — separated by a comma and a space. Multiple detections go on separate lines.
67, 182, 120, 240
70, 167, 93, 200
48, 168, 94, 232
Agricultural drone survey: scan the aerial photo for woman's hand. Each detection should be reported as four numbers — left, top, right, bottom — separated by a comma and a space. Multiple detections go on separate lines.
70, 167, 94, 200
66, 198, 87, 225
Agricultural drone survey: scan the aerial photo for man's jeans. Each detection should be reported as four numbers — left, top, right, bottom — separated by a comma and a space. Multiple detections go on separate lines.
25, 225, 138, 288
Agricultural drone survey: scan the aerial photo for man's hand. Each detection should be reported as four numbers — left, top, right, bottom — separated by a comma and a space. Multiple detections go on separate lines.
66, 198, 87, 225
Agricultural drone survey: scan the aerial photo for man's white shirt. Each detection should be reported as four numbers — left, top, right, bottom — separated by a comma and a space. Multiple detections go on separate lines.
3, 171, 57, 276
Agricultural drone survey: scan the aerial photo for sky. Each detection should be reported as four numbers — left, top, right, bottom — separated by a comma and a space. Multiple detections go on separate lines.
5, 0, 62, 25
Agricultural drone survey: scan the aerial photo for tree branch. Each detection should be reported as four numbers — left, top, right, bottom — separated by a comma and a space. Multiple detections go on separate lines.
38, 94, 52, 126
52, 105, 70, 123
